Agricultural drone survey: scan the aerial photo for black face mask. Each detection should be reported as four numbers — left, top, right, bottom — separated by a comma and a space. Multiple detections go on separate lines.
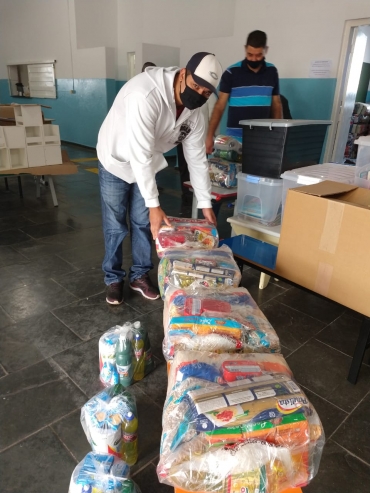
247, 57, 265, 69
180, 77, 208, 110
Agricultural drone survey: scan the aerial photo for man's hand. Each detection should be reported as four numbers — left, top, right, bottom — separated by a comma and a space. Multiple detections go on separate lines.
205, 135, 214, 155
149, 206, 171, 240
202, 208, 217, 227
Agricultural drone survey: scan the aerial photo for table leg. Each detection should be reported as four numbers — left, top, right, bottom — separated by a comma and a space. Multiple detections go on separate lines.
259, 273, 271, 289
4, 177, 9, 190
36, 177, 41, 198
17, 176, 23, 198
348, 317, 370, 384
191, 194, 198, 219
47, 176, 58, 207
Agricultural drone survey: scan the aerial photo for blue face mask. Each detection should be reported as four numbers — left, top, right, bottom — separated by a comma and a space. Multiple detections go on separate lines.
180, 77, 208, 110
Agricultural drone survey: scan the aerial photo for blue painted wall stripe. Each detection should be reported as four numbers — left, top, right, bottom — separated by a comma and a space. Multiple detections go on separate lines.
231, 85, 273, 97
229, 95, 272, 107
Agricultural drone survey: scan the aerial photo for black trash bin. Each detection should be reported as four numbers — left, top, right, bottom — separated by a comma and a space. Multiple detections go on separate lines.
240, 119, 331, 179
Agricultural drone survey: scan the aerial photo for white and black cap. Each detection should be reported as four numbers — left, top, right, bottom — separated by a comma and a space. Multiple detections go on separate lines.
186, 52, 222, 95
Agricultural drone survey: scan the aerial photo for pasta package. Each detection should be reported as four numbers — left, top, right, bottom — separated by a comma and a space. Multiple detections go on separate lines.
157, 245, 241, 299
156, 217, 219, 257
158, 351, 324, 493
162, 286, 280, 360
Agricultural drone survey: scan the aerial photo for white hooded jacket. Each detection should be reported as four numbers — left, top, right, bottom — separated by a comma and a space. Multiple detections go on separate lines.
96, 66, 212, 209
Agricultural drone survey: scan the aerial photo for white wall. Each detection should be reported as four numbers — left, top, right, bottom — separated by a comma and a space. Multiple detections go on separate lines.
361, 25, 370, 64
136, 44, 180, 76
75, 0, 117, 50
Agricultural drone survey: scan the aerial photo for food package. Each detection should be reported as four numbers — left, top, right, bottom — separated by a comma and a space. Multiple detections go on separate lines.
208, 157, 241, 188
156, 217, 219, 257
162, 285, 280, 360
214, 134, 242, 154
68, 452, 141, 493
157, 351, 324, 492
99, 322, 155, 387
81, 384, 138, 464
157, 245, 242, 299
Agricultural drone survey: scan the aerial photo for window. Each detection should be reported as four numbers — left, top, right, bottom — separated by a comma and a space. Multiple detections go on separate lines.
7, 61, 56, 99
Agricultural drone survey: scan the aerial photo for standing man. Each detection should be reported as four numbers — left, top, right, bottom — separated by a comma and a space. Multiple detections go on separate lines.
206, 30, 282, 153
97, 53, 222, 305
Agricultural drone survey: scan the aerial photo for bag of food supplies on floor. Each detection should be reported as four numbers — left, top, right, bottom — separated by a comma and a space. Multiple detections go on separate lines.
162, 284, 280, 360
208, 156, 241, 188
68, 451, 141, 493
157, 245, 241, 299
155, 217, 219, 257
99, 321, 155, 387
157, 350, 325, 493
81, 384, 139, 466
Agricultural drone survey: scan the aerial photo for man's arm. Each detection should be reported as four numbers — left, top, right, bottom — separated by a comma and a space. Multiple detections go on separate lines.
205, 91, 229, 154
271, 95, 283, 119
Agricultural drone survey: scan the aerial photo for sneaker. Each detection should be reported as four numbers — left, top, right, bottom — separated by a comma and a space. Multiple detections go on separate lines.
106, 281, 124, 305
129, 274, 160, 300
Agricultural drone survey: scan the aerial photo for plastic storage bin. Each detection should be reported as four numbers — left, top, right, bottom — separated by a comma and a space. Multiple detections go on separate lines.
354, 136, 370, 189
240, 119, 331, 178
236, 172, 283, 225
281, 163, 355, 214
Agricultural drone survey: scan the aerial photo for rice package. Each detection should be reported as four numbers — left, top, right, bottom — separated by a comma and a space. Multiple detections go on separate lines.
157, 245, 241, 299
208, 157, 241, 188
68, 452, 140, 493
156, 217, 219, 257
157, 351, 324, 493
81, 385, 138, 464
99, 321, 155, 388
162, 285, 280, 360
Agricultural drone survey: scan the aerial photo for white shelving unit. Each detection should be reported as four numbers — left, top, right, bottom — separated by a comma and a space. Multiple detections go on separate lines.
44, 145, 62, 165
9, 148, 28, 169
25, 126, 43, 146
43, 124, 60, 145
3, 127, 26, 148
27, 146, 46, 167
14, 104, 43, 126
0, 148, 10, 170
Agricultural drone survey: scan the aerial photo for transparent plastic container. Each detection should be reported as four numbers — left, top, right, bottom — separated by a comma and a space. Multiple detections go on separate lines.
281, 163, 355, 214
354, 136, 370, 189
236, 172, 283, 225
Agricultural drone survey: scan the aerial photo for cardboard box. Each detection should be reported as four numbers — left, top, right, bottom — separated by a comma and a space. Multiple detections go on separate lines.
0, 104, 53, 125
0, 150, 77, 176
276, 181, 370, 317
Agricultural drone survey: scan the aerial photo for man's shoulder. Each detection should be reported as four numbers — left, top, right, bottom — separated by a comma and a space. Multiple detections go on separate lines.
265, 62, 278, 74
225, 60, 244, 73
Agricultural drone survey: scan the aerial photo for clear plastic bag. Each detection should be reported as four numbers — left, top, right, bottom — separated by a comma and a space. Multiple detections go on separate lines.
68, 452, 141, 493
157, 245, 242, 299
162, 285, 280, 360
208, 157, 241, 188
156, 217, 219, 258
158, 351, 325, 492
81, 385, 138, 465
99, 322, 155, 387
214, 135, 242, 154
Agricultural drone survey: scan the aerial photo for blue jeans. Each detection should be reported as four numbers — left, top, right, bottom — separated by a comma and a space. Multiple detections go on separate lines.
98, 162, 153, 285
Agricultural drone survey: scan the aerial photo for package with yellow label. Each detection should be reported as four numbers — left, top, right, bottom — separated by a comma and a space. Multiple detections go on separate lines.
157, 351, 324, 493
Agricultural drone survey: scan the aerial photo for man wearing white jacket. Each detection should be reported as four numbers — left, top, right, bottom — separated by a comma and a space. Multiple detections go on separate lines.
97, 52, 222, 305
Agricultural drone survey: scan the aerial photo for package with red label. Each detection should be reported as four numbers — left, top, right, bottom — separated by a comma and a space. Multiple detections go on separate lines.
157, 245, 241, 299
157, 351, 324, 493
156, 217, 219, 257
162, 285, 280, 360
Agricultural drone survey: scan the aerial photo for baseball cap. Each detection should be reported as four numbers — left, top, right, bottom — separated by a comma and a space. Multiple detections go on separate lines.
186, 52, 222, 95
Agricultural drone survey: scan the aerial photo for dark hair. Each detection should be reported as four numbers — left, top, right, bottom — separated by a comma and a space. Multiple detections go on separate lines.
142, 62, 156, 72
246, 30, 267, 48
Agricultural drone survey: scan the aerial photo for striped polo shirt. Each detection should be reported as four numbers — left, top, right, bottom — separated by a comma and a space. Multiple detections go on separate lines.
219, 59, 280, 139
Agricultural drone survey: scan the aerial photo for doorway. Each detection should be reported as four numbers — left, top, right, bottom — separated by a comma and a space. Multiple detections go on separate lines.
325, 18, 370, 164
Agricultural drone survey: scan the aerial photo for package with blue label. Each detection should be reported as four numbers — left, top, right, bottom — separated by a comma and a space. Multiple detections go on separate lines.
156, 217, 219, 257
157, 351, 324, 493
68, 452, 141, 493
162, 285, 280, 359
208, 156, 241, 188
157, 245, 241, 299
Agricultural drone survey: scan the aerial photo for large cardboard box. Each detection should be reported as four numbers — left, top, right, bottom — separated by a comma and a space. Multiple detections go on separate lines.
276, 181, 370, 317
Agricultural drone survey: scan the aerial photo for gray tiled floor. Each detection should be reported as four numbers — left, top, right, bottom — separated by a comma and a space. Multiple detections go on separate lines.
0, 144, 369, 492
